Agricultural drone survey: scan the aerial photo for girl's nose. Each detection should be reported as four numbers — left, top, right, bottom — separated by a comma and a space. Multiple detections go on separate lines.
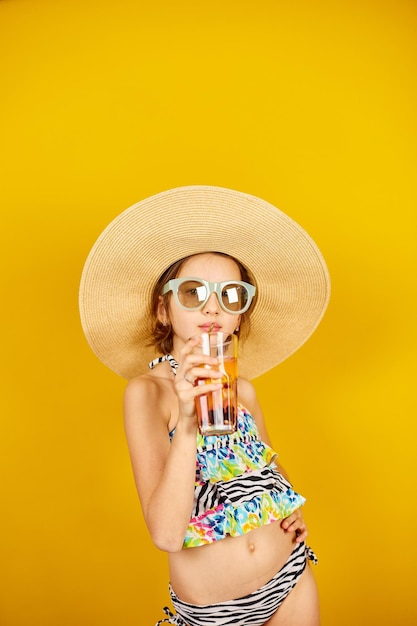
203, 292, 221, 314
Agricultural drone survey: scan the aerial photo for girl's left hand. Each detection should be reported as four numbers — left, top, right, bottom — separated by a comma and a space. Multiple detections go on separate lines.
281, 507, 308, 543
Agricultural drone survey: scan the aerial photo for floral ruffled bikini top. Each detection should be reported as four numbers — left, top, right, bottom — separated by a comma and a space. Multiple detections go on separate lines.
149, 354, 306, 549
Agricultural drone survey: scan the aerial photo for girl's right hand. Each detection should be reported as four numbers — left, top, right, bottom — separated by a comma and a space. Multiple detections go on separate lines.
174, 336, 223, 423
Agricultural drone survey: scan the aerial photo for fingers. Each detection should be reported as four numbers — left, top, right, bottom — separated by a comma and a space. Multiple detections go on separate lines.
177, 337, 222, 388
281, 510, 309, 543
178, 377, 223, 398
173, 339, 224, 423
294, 528, 308, 543
178, 362, 222, 391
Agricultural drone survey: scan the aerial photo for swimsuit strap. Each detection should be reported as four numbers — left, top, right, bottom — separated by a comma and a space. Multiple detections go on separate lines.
148, 354, 179, 376
156, 606, 187, 625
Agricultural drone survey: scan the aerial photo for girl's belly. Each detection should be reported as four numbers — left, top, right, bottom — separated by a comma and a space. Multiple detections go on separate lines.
168, 521, 296, 604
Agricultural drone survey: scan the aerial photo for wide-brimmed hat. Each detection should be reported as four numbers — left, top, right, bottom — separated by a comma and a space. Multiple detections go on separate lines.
79, 186, 330, 380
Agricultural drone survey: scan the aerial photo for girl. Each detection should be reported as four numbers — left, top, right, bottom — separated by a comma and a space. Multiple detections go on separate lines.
79, 186, 330, 626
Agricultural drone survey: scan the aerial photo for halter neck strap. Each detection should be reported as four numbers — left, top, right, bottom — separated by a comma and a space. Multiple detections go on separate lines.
148, 354, 179, 375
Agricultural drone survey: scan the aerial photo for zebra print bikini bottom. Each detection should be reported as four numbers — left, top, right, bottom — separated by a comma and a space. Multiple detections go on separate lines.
156, 542, 317, 626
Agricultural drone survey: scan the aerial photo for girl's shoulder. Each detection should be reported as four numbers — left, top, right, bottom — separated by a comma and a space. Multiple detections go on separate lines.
125, 370, 173, 407
124, 370, 176, 427
237, 377, 258, 412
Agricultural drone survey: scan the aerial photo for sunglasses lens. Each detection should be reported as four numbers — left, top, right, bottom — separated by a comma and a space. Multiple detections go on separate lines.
221, 283, 249, 312
177, 280, 208, 309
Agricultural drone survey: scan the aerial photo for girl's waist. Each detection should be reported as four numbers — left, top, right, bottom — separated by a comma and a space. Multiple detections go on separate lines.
168, 521, 295, 605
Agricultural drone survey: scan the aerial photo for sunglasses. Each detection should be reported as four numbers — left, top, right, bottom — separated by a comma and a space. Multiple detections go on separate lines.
161, 277, 256, 314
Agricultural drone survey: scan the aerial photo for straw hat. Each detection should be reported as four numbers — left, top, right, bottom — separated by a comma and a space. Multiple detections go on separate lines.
79, 186, 330, 380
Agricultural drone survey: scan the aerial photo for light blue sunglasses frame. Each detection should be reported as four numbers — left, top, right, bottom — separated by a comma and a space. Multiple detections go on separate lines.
161, 277, 256, 314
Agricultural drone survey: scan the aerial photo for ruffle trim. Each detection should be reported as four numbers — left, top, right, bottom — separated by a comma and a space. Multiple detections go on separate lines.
196, 406, 279, 483
184, 488, 306, 548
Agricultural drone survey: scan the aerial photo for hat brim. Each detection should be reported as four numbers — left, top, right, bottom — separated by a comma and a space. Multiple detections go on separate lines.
79, 186, 330, 379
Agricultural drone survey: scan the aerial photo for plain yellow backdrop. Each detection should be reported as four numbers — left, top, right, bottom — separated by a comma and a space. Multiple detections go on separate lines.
1, 1, 416, 624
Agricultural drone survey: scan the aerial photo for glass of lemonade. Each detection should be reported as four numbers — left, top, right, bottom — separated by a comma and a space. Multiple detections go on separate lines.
195, 332, 238, 436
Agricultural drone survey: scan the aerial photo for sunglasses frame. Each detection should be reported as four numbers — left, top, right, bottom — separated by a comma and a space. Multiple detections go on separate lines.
161, 276, 256, 314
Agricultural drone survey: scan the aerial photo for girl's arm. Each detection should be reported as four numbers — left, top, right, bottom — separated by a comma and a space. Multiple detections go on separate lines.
124, 338, 222, 553
124, 375, 198, 553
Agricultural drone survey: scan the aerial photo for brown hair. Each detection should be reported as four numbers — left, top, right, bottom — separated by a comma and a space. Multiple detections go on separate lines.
148, 252, 257, 354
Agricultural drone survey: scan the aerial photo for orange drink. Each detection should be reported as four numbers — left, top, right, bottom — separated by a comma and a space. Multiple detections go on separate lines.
195, 333, 238, 436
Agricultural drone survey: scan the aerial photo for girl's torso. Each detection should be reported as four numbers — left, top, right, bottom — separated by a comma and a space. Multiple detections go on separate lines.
146, 358, 302, 605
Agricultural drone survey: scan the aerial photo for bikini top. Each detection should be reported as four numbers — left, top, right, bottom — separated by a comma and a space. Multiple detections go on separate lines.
149, 354, 306, 548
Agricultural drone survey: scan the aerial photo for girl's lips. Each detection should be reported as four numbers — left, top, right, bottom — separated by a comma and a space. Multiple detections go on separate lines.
199, 323, 221, 332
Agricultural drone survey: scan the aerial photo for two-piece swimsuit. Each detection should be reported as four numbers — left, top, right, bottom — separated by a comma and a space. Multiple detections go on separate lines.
151, 355, 317, 626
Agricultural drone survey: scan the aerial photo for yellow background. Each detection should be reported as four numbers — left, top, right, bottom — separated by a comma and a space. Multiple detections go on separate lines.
1, 1, 416, 624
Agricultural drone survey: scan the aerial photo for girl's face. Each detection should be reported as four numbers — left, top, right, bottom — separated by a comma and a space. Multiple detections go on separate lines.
159, 253, 242, 356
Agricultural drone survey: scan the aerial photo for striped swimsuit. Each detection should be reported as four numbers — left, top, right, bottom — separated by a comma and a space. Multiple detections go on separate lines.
151, 355, 317, 626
